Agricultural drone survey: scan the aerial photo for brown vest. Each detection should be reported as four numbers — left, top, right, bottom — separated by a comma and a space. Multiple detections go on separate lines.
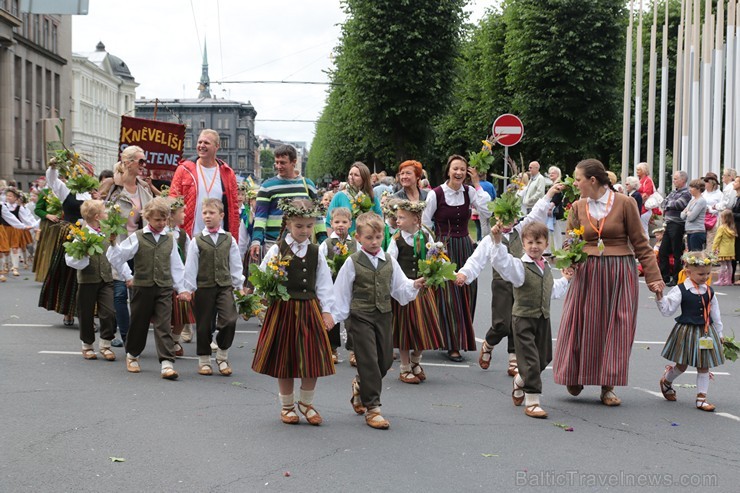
195, 233, 233, 288
512, 261, 554, 318
349, 250, 392, 313
77, 236, 113, 284
133, 230, 174, 288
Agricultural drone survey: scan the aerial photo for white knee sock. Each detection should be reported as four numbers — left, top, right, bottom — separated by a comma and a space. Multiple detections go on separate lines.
524, 393, 541, 407
99, 339, 111, 349
513, 373, 525, 398
216, 348, 228, 362
508, 353, 517, 362
10, 252, 19, 269
299, 388, 315, 406
696, 372, 710, 395
279, 393, 294, 409
400, 363, 412, 373
161, 360, 174, 373
665, 366, 684, 382
410, 351, 422, 365
81, 342, 94, 350
198, 355, 211, 366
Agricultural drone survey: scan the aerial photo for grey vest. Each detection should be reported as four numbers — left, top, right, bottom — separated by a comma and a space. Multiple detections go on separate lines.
195, 233, 233, 288
77, 237, 113, 284
512, 261, 553, 318
349, 250, 392, 313
133, 230, 174, 288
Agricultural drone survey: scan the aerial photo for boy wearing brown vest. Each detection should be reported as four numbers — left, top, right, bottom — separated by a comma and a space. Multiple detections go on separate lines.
182, 198, 245, 376
107, 197, 187, 380
490, 222, 572, 419
65, 199, 121, 361
332, 212, 425, 429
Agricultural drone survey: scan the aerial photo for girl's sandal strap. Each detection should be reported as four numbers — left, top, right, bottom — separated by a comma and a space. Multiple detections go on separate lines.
695, 394, 716, 412
399, 371, 420, 384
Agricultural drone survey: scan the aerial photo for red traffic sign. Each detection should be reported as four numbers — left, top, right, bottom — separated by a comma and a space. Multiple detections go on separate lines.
492, 114, 524, 147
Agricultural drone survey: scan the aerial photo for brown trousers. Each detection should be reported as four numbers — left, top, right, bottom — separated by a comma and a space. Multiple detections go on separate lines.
485, 278, 516, 353
347, 309, 393, 408
193, 286, 237, 357
77, 281, 116, 345
126, 286, 175, 362
512, 315, 552, 394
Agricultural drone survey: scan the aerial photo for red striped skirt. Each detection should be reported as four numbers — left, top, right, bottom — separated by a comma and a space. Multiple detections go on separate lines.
392, 288, 444, 351
435, 235, 477, 351
553, 255, 638, 387
171, 292, 195, 326
251, 298, 335, 378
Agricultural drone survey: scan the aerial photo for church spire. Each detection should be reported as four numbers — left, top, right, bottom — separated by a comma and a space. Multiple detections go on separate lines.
198, 40, 211, 99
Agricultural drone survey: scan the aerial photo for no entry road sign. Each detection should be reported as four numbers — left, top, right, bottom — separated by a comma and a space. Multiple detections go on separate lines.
492, 114, 524, 147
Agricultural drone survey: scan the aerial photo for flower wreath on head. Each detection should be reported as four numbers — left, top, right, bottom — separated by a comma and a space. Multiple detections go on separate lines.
277, 197, 325, 218
169, 196, 185, 211
395, 200, 426, 215
682, 251, 718, 267
238, 182, 259, 200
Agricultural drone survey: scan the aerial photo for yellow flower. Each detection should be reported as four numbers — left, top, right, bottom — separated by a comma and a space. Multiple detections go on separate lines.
574, 225, 585, 236
689, 256, 696, 263
481, 140, 493, 151
704, 258, 711, 265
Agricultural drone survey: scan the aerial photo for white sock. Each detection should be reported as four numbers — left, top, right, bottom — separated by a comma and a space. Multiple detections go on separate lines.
216, 348, 228, 361
513, 373, 525, 397
172, 333, 181, 343
99, 339, 111, 349
665, 366, 684, 383
279, 393, 294, 409
696, 372, 710, 395
10, 252, 19, 269
126, 353, 138, 360
410, 352, 422, 365
82, 342, 93, 350
400, 363, 411, 373
199, 355, 211, 366
524, 393, 541, 407
299, 388, 315, 405
508, 353, 517, 362
161, 360, 174, 373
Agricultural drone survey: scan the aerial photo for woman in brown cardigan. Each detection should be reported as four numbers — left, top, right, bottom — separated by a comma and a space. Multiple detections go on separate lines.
553, 159, 664, 406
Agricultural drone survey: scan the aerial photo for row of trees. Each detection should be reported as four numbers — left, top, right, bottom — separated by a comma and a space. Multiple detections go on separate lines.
307, 0, 674, 183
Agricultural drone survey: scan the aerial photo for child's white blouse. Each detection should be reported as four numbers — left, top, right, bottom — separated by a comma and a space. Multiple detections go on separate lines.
656, 280, 723, 337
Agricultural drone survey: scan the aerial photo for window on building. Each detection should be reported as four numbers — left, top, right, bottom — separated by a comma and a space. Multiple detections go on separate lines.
43, 18, 49, 49
14, 116, 21, 162
35, 120, 41, 167
185, 136, 192, 149
54, 73, 59, 116
238, 135, 246, 149
238, 157, 246, 169
33, 15, 39, 44
25, 61, 32, 102
11, 0, 19, 16
221, 137, 229, 149
184, 117, 192, 128
51, 23, 57, 53
22, 13, 29, 37
45, 69, 51, 115
26, 119, 32, 164
199, 120, 205, 129
36, 66, 41, 106
14, 56, 21, 101
223, 118, 229, 130
216, 118, 222, 129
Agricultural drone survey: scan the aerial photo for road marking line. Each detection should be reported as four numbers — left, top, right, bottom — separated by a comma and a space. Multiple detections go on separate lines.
38, 351, 81, 355
632, 387, 665, 398
717, 412, 740, 422
4, 324, 54, 327
235, 330, 258, 334
421, 362, 471, 368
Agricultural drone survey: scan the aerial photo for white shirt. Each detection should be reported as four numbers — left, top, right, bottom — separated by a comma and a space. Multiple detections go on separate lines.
385, 229, 431, 260
422, 183, 491, 230
46, 167, 91, 203
657, 279, 723, 338
237, 204, 250, 259
702, 189, 724, 214
106, 224, 186, 292
193, 163, 223, 234
332, 248, 419, 324
458, 196, 552, 282
488, 243, 570, 299
585, 188, 614, 221
259, 233, 335, 313
523, 173, 546, 208
64, 225, 132, 278
717, 183, 736, 211
318, 231, 357, 258
183, 227, 245, 292
1, 202, 33, 229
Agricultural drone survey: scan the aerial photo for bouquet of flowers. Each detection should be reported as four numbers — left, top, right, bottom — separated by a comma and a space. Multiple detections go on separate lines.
158, 185, 171, 198
488, 191, 523, 226
100, 204, 128, 238
48, 151, 98, 195
418, 241, 457, 289
349, 190, 373, 218
469, 137, 503, 174
723, 333, 739, 362
234, 289, 266, 322
63, 221, 105, 260
248, 252, 293, 304
45, 191, 63, 217
552, 225, 588, 269
559, 175, 581, 220
327, 240, 351, 277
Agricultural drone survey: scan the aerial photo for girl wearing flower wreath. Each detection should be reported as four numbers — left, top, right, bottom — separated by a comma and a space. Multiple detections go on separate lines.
252, 198, 336, 426
325, 162, 382, 236
658, 251, 725, 412
166, 197, 195, 357
386, 200, 443, 383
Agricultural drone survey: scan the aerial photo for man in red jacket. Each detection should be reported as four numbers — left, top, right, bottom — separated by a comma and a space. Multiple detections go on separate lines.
169, 129, 240, 243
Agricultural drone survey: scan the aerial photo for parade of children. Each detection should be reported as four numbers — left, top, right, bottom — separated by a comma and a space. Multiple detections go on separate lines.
10, 152, 739, 433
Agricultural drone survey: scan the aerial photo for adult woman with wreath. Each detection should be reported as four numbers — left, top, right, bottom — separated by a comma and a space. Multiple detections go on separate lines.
325, 162, 382, 235
422, 155, 491, 361
553, 159, 664, 406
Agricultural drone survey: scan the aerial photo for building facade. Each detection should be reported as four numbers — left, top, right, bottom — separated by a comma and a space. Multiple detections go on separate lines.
258, 136, 308, 179
71, 41, 138, 172
135, 44, 258, 177
0, 0, 72, 188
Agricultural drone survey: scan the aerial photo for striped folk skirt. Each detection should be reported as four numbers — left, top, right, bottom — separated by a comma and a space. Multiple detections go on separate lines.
252, 298, 335, 379
553, 255, 638, 387
392, 288, 444, 351
38, 222, 78, 316
436, 235, 477, 351
171, 292, 195, 327
662, 323, 725, 368
34, 219, 61, 282
0, 225, 9, 253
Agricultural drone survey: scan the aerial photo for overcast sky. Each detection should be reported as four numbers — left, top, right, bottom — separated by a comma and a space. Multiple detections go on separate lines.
73, 0, 492, 147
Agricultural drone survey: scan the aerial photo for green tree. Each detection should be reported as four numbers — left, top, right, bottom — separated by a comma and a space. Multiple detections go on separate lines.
260, 149, 275, 180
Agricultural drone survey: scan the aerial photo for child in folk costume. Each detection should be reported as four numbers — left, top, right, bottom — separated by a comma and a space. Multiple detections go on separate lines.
64, 200, 123, 361
711, 210, 736, 286
107, 197, 187, 380
456, 185, 562, 375
333, 212, 425, 429
0, 196, 33, 283
1, 188, 38, 277
167, 197, 195, 357
318, 206, 357, 364
386, 200, 443, 384
182, 198, 245, 377
252, 198, 336, 426
380, 198, 399, 252
489, 222, 573, 418
658, 251, 725, 412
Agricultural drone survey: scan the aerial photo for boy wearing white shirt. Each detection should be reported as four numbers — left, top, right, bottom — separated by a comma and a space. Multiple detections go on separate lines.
489, 221, 573, 419
64, 200, 121, 361
107, 197, 187, 380
181, 198, 245, 376
333, 212, 425, 429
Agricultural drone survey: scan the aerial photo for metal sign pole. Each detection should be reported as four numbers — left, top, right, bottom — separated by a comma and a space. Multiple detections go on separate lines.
503, 146, 509, 190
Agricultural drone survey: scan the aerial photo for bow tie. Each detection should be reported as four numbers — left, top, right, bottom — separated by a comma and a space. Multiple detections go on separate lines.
207, 227, 220, 234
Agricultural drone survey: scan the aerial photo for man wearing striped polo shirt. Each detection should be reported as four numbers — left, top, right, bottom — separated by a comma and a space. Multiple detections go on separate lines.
249, 144, 327, 261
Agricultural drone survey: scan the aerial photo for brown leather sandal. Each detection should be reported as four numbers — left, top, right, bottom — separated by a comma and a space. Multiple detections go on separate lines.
365, 410, 390, 429
411, 362, 426, 382
297, 401, 323, 426
512, 376, 524, 406
350, 378, 366, 415
81, 348, 97, 360
524, 404, 548, 419
281, 406, 300, 424
695, 393, 715, 412
507, 357, 518, 377
99, 347, 116, 361
600, 386, 621, 406
399, 371, 420, 384
478, 342, 493, 370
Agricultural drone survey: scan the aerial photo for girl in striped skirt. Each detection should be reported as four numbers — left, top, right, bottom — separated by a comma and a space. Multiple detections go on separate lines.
386, 200, 443, 383
167, 197, 195, 357
658, 251, 725, 412
252, 198, 336, 426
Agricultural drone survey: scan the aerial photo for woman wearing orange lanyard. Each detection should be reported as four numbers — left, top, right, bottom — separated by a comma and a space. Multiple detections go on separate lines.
553, 159, 664, 406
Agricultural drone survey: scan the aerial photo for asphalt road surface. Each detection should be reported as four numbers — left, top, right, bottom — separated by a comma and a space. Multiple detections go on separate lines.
2, 267, 739, 492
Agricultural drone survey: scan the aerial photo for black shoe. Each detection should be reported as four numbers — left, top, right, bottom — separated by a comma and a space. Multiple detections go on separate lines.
446, 351, 464, 363
111, 338, 124, 348
665, 279, 676, 287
